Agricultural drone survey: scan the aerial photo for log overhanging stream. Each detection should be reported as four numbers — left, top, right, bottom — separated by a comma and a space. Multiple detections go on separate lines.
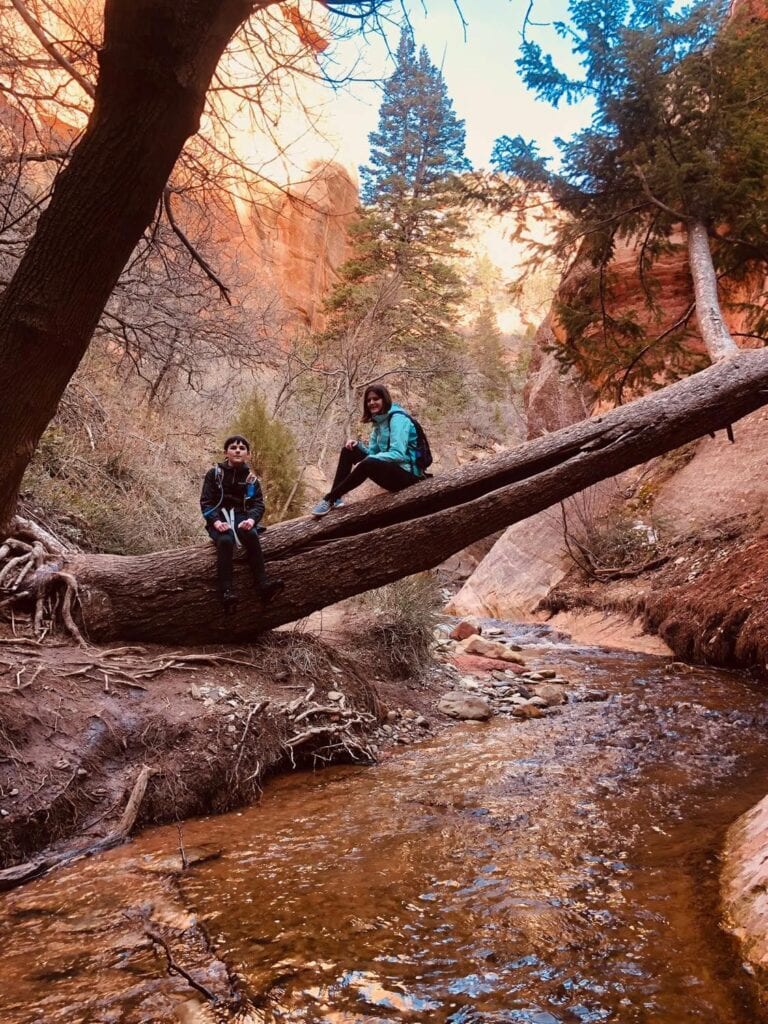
68, 348, 768, 642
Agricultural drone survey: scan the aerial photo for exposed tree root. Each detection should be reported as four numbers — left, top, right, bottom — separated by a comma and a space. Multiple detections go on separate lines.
0, 526, 85, 644
280, 683, 377, 767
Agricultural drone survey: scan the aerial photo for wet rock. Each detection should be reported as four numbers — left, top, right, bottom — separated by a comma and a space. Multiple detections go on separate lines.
511, 703, 544, 720
450, 618, 482, 641
532, 684, 566, 706
572, 689, 610, 703
438, 692, 492, 721
139, 845, 222, 875
460, 635, 525, 664
452, 654, 526, 675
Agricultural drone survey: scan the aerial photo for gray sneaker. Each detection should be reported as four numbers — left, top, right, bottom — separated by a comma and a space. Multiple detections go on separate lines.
312, 498, 333, 517
333, 498, 345, 509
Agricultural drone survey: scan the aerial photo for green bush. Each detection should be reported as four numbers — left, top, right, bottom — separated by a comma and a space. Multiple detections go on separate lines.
231, 392, 304, 524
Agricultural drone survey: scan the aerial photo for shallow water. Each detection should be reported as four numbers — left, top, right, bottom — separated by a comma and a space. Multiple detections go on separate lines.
2, 634, 768, 1023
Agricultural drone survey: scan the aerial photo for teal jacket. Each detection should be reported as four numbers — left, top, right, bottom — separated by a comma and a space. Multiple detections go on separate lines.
357, 404, 423, 478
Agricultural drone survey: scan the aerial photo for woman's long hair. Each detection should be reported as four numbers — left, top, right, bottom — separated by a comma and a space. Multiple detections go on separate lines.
361, 384, 393, 423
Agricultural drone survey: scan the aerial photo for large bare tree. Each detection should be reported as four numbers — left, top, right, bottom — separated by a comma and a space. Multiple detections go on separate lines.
0, 0, 388, 528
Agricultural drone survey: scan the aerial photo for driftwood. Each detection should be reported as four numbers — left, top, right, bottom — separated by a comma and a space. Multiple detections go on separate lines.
45, 348, 768, 643
0, 764, 157, 891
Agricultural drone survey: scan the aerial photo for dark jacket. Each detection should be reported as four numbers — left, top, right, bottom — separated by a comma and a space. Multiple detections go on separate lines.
200, 462, 265, 526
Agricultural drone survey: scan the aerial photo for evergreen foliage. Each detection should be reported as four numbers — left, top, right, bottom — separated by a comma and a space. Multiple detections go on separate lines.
319, 29, 472, 408
489, 0, 768, 399
470, 298, 510, 400
232, 393, 304, 523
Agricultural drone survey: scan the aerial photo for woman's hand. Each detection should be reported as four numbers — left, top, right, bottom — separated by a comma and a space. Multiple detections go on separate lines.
344, 439, 358, 450
213, 520, 230, 533
239, 519, 255, 531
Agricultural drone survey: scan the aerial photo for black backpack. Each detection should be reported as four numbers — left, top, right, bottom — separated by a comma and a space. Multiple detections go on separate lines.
388, 410, 433, 475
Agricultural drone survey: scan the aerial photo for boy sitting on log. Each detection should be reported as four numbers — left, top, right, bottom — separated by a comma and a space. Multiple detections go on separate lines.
200, 435, 284, 610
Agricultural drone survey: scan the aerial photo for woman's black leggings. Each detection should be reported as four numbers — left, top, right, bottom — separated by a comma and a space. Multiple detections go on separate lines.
326, 445, 417, 501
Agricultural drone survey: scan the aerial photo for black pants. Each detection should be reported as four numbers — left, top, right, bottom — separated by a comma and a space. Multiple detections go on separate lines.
206, 514, 267, 596
326, 445, 418, 501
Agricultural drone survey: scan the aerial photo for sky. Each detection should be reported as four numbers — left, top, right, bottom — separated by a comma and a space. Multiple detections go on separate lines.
325, 0, 592, 175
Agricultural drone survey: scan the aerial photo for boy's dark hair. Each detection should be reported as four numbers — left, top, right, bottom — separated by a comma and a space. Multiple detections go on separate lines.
361, 384, 393, 423
223, 434, 250, 452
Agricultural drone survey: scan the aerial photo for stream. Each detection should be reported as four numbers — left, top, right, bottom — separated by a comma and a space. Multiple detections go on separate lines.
2, 625, 768, 1023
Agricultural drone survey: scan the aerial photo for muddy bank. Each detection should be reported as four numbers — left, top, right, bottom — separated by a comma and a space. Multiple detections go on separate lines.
0, 627, 448, 874
540, 513, 768, 678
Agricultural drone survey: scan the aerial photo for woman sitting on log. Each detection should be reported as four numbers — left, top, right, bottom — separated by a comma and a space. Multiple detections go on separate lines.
311, 385, 427, 517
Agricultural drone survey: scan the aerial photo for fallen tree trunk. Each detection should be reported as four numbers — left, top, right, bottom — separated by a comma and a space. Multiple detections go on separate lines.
61, 348, 768, 643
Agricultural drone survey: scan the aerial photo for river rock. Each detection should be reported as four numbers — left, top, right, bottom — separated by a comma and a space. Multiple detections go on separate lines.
451, 654, 526, 675
438, 691, 492, 721
532, 684, 566, 706
459, 635, 525, 664
511, 703, 544, 720
450, 618, 482, 641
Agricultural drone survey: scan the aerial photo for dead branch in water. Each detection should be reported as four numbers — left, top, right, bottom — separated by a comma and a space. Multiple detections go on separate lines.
0, 764, 158, 892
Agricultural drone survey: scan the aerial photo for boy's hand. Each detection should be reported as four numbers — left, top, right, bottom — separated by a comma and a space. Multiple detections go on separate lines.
213, 520, 230, 533
239, 519, 255, 531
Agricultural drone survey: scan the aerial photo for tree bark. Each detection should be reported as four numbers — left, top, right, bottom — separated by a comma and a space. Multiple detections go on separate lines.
0, 0, 274, 530
687, 218, 740, 361
65, 348, 768, 643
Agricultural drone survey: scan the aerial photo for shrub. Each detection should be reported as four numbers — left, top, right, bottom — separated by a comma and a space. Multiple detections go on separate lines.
358, 572, 442, 678
232, 392, 304, 524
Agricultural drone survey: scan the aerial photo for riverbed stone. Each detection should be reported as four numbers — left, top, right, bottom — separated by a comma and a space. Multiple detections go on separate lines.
451, 653, 526, 675
438, 691, 492, 721
450, 618, 482, 641
532, 684, 566, 706
460, 636, 525, 664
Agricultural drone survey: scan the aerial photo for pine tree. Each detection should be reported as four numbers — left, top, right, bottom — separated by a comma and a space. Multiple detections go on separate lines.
489, 0, 768, 399
319, 30, 472, 404
470, 297, 509, 400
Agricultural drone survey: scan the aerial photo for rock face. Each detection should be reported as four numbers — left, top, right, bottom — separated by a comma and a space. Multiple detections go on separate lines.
242, 161, 358, 332
722, 794, 768, 977
451, 214, 767, 628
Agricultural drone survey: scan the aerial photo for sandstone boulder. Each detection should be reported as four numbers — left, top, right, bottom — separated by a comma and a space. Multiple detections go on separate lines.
450, 618, 482, 641
437, 692, 492, 721
460, 635, 525, 664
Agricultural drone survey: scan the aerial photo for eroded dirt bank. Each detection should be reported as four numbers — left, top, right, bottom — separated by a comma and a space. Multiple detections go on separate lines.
540, 512, 768, 678
0, 626, 448, 876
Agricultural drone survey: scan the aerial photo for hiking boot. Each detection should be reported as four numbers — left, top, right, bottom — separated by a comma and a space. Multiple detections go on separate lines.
220, 589, 238, 610
311, 498, 333, 517
256, 577, 285, 602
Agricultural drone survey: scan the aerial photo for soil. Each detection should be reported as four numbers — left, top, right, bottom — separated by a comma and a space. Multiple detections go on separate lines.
539, 509, 768, 678
0, 619, 454, 876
